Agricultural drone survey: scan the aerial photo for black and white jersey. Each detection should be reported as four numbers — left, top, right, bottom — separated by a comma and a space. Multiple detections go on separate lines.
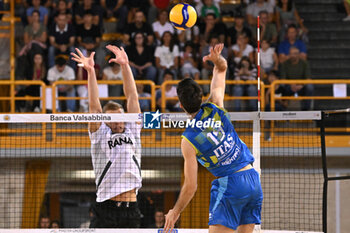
89, 122, 142, 202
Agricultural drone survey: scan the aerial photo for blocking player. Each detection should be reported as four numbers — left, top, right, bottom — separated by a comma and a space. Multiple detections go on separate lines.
164, 44, 263, 233
71, 46, 142, 228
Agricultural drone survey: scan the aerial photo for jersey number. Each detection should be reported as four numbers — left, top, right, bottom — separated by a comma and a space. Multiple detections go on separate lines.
207, 126, 225, 146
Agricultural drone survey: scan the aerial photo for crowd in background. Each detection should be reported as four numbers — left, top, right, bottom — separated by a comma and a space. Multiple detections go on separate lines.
14, 0, 315, 112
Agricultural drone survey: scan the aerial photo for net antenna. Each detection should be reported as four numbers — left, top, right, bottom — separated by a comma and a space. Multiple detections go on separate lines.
253, 17, 261, 233
252, 16, 261, 176
257, 16, 261, 112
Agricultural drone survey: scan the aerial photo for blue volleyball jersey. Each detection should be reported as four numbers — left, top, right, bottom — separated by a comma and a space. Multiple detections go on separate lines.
182, 102, 254, 177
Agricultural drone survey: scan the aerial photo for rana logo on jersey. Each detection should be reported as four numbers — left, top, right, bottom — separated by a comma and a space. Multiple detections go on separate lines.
143, 110, 162, 129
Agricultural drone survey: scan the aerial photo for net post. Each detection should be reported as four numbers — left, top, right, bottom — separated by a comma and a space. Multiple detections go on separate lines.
252, 113, 261, 176
320, 111, 328, 233
253, 112, 261, 233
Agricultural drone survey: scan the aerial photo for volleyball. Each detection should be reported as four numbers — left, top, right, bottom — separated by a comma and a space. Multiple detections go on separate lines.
169, 3, 197, 30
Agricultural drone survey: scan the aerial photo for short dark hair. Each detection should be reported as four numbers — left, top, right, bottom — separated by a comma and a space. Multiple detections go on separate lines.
237, 56, 253, 70
268, 70, 279, 78
57, 12, 67, 18
177, 78, 203, 113
287, 24, 297, 31
163, 69, 174, 79
206, 13, 216, 19
259, 10, 268, 16
50, 220, 60, 227
40, 215, 49, 220
55, 56, 67, 66
154, 208, 164, 214
209, 34, 219, 42
32, 9, 40, 16
84, 9, 93, 16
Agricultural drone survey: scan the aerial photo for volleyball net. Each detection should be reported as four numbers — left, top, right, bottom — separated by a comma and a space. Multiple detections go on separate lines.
0, 111, 325, 232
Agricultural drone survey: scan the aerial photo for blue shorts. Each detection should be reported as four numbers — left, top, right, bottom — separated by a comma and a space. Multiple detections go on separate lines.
208, 168, 263, 230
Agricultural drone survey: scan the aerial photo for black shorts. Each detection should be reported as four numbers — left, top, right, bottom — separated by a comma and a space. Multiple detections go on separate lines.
89, 200, 142, 228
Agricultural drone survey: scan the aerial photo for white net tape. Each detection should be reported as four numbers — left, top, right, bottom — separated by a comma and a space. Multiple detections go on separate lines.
0, 111, 321, 123
0, 229, 323, 233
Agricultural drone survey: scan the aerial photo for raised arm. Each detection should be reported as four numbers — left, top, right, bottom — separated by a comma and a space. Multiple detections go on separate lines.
71, 48, 102, 132
164, 138, 198, 233
106, 45, 141, 114
203, 43, 228, 108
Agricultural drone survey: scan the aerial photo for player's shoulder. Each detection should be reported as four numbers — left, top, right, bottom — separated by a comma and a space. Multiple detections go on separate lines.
203, 102, 227, 112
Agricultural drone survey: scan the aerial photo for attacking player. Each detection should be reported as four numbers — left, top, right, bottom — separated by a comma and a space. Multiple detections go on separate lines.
71, 46, 142, 228
164, 44, 263, 233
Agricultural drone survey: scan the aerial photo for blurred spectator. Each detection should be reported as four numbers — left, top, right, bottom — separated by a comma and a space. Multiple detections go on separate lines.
200, 0, 220, 19
154, 31, 179, 84
231, 32, 254, 65
152, 10, 174, 44
100, 0, 128, 31
50, 0, 73, 25
147, 0, 171, 24
201, 35, 228, 85
147, 0, 158, 25
259, 39, 278, 77
52, 0, 73, 9
48, 13, 75, 67
177, 23, 200, 49
180, 42, 200, 80
343, 0, 350, 21
200, 13, 227, 44
148, 209, 165, 228
280, 46, 313, 110
77, 51, 101, 112
47, 56, 76, 112
102, 58, 123, 103
123, 10, 154, 46
16, 53, 46, 112
227, 12, 252, 47
137, 83, 151, 112
39, 216, 50, 228
20, 10, 47, 57
124, 0, 149, 25
252, 10, 277, 46
246, 0, 273, 26
195, 0, 220, 17
278, 24, 307, 63
265, 70, 288, 111
74, 0, 101, 26
275, 0, 308, 41
50, 220, 60, 228
26, 0, 49, 25
77, 11, 102, 52
127, 32, 157, 82
156, 70, 180, 112
264, 70, 288, 140
232, 56, 258, 111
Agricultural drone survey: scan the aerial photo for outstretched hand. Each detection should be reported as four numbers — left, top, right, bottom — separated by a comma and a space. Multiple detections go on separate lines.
71, 48, 95, 71
203, 43, 227, 72
203, 43, 224, 64
163, 209, 180, 233
106, 45, 129, 65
